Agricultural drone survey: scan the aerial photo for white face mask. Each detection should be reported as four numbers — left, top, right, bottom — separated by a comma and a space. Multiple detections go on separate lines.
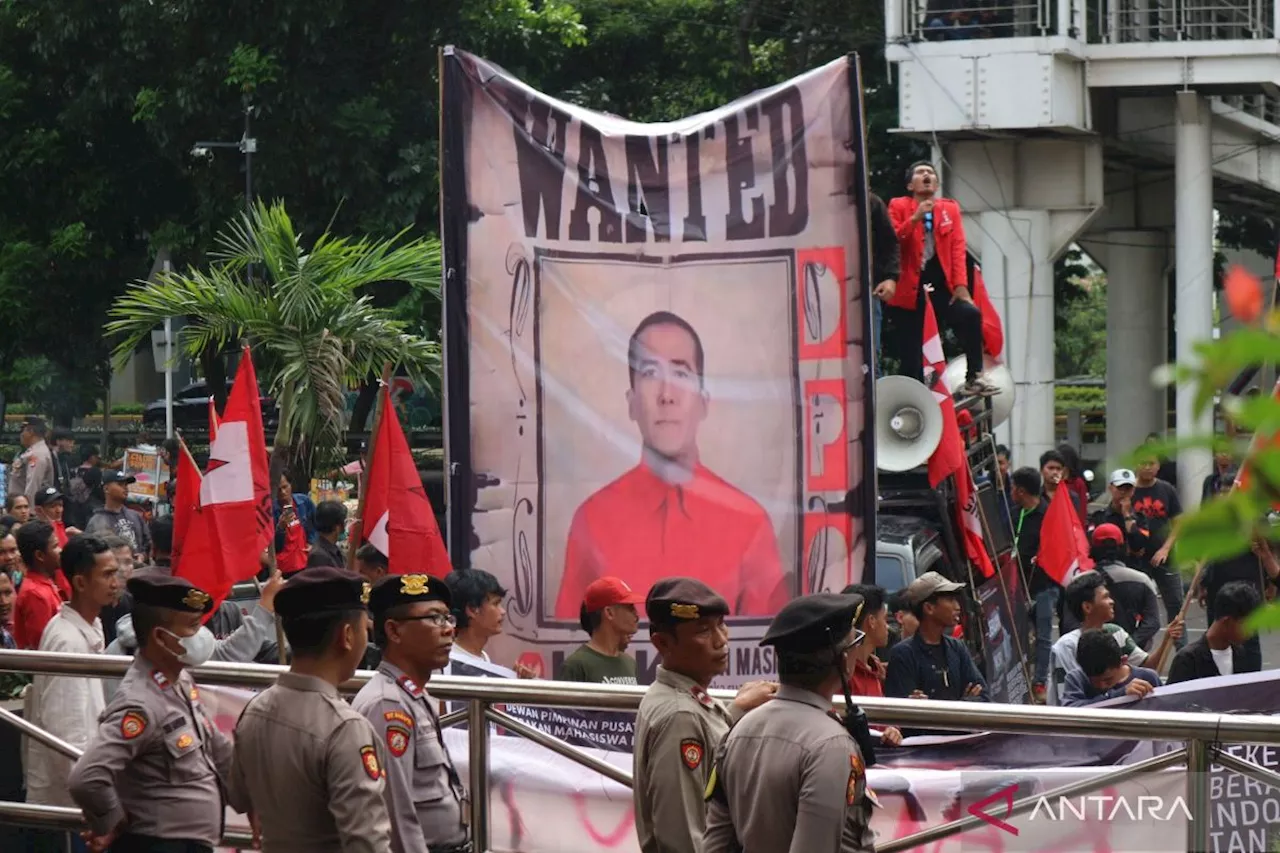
161, 626, 216, 667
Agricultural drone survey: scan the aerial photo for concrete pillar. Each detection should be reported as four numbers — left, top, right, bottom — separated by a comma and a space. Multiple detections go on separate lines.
1105, 230, 1168, 463
1174, 92, 1215, 510
979, 209, 1055, 469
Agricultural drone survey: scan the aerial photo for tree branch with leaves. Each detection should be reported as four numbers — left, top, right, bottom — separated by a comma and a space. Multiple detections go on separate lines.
105, 200, 441, 480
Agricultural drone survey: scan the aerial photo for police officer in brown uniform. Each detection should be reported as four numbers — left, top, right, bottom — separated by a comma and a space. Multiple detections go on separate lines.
68, 575, 239, 853
353, 573, 471, 853
228, 566, 392, 853
703, 593, 878, 852
633, 577, 777, 853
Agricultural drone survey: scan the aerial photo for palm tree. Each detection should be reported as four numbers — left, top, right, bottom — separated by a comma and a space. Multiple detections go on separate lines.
106, 201, 441, 480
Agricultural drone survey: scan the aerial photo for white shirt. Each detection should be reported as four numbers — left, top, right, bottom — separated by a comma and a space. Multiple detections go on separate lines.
24, 604, 105, 806
447, 644, 491, 674
1210, 646, 1235, 677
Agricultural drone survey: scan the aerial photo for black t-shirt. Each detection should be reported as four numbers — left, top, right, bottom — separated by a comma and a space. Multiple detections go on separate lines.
1203, 552, 1266, 619
1132, 479, 1182, 542
923, 641, 962, 700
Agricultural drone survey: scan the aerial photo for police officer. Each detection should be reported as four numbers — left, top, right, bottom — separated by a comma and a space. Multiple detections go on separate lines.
633, 577, 777, 853
353, 574, 470, 853
228, 566, 392, 853
68, 575, 238, 853
703, 593, 877, 852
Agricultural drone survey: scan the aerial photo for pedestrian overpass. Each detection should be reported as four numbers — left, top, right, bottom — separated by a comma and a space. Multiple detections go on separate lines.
885, 0, 1280, 505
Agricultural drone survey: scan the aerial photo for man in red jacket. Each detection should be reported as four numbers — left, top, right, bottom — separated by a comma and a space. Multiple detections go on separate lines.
884, 161, 994, 396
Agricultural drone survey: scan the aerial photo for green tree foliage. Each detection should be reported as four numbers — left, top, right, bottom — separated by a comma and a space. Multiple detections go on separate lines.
0, 0, 920, 419
1056, 265, 1107, 378
105, 202, 441, 478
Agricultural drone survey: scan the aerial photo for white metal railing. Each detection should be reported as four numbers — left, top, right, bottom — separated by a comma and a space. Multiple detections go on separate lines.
888, 0, 1274, 39
894, 0, 1061, 39
1087, 0, 1273, 39
1220, 92, 1280, 125
3, 650, 1280, 851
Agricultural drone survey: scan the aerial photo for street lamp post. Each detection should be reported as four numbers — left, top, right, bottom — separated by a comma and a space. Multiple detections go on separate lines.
192, 99, 258, 215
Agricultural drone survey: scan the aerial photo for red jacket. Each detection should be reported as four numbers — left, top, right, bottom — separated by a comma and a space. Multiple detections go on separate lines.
886, 196, 968, 310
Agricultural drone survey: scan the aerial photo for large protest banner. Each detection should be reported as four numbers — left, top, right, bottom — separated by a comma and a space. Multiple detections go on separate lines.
439, 49, 876, 685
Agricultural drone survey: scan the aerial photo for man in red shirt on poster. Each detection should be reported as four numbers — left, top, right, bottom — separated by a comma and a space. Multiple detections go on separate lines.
884, 161, 995, 396
554, 311, 788, 620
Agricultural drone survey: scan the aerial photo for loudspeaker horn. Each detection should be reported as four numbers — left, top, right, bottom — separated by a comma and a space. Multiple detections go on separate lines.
941, 354, 1016, 427
875, 375, 943, 472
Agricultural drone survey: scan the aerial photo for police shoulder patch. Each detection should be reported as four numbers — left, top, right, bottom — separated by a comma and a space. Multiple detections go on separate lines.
120, 711, 147, 740
680, 738, 704, 771
385, 724, 410, 758
360, 744, 382, 780
383, 709, 414, 728
847, 753, 863, 806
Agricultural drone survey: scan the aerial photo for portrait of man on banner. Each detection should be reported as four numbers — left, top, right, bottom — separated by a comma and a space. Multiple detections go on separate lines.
544, 262, 797, 620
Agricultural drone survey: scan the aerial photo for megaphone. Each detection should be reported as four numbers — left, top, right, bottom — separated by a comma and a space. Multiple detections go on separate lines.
875, 376, 943, 472
941, 354, 1016, 427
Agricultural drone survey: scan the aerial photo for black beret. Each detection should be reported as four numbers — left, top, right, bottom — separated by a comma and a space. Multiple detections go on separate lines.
645, 577, 729, 624
126, 575, 214, 615
275, 566, 367, 620
368, 573, 452, 617
759, 593, 865, 652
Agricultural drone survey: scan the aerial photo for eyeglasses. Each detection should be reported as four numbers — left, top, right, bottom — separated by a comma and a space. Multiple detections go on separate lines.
394, 612, 457, 628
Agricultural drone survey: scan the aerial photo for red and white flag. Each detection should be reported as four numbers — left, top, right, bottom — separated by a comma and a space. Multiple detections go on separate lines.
174, 347, 273, 611
1036, 485, 1095, 586
922, 298, 995, 579
361, 387, 451, 577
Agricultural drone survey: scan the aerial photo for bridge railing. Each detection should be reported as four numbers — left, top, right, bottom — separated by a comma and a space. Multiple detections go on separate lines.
2, 650, 1280, 851
887, 0, 1275, 42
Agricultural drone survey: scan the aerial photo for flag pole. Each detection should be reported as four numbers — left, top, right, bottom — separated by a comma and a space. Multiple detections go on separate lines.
348, 363, 393, 572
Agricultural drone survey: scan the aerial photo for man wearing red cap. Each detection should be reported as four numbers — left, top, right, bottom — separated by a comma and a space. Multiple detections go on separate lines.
558, 577, 645, 684
1072, 523, 1165, 650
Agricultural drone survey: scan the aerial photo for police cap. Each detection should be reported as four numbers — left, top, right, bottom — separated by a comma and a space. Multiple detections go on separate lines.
645, 577, 729, 624
274, 566, 367, 620
368, 573, 452, 617
759, 592, 865, 652
126, 574, 214, 615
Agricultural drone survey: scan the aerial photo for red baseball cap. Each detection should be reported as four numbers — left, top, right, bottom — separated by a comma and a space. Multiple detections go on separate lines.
1091, 523, 1125, 545
583, 577, 646, 611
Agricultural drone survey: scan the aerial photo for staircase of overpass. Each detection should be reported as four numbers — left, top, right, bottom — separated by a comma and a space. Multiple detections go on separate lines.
884, 0, 1280, 506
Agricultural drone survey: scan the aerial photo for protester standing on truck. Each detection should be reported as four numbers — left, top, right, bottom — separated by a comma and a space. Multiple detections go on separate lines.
884, 161, 994, 396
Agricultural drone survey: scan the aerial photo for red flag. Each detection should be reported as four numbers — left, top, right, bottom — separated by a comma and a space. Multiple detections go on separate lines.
1036, 486, 1095, 586
361, 387, 451, 576
922, 299, 994, 579
969, 256, 1005, 359
175, 348, 273, 610
171, 441, 203, 566
208, 397, 220, 441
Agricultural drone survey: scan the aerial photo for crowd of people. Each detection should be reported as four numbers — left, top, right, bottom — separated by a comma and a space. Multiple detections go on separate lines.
997, 438, 1274, 707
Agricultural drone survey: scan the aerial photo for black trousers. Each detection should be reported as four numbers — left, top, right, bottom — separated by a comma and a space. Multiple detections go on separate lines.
885, 266, 984, 384
108, 835, 212, 853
